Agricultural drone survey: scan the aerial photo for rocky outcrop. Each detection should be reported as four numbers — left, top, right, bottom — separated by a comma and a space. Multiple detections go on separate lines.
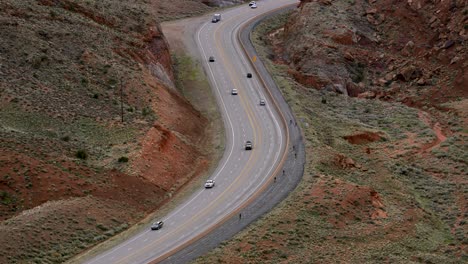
275, 0, 467, 107
201, 0, 245, 7
281, 0, 377, 95
309, 177, 388, 228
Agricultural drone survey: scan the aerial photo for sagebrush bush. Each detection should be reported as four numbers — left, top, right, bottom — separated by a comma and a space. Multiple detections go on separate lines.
118, 156, 129, 163
76, 149, 88, 160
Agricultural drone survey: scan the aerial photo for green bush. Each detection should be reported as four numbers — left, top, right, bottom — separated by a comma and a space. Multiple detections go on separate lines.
76, 150, 88, 160
118, 156, 129, 163
0, 191, 14, 205
80, 78, 88, 87
96, 223, 108, 231
142, 107, 153, 117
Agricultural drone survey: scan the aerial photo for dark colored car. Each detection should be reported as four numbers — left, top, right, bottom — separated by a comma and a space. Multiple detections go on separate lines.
151, 221, 164, 230
212, 14, 221, 23
209, 56, 215, 62
247, 73, 252, 78
245, 140, 253, 150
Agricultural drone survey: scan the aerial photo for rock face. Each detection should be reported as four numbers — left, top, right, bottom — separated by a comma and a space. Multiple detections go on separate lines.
201, 0, 245, 7
281, 0, 376, 94
275, 0, 467, 108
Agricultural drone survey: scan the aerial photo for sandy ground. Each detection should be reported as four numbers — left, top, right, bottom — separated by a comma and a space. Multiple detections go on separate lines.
162, 15, 208, 64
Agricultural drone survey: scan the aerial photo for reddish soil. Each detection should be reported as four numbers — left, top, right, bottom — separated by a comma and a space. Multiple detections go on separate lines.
418, 111, 448, 152
343, 131, 382, 145
309, 177, 388, 228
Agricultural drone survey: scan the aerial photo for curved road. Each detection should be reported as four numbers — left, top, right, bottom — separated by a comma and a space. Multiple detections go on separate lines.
85, 1, 299, 263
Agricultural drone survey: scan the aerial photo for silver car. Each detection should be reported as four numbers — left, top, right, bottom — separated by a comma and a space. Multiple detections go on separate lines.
151, 221, 164, 230
204, 179, 215, 188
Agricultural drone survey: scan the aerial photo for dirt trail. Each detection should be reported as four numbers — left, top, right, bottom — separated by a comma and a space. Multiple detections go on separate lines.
418, 111, 447, 151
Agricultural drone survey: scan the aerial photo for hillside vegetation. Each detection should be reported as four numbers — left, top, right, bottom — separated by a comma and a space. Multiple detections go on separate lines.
0, 0, 227, 262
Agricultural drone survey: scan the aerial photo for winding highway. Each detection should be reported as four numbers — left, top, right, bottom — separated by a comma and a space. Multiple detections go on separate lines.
84, 0, 299, 263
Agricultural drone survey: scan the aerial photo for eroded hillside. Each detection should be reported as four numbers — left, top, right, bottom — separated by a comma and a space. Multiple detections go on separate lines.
283, 0, 467, 103
0, 0, 230, 262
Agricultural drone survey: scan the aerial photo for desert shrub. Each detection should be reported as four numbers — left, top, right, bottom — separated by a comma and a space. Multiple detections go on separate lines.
0, 191, 15, 205
75, 150, 88, 160
96, 224, 108, 231
142, 106, 153, 117
278, 251, 288, 259
80, 78, 88, 87
104, 229, 115, 237
347, 61, 366, 83
108, 78, 118, 86
118, 156, 129, 163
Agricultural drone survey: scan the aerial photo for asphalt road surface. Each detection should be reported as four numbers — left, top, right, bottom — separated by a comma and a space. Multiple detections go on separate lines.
85, 1, 301, 263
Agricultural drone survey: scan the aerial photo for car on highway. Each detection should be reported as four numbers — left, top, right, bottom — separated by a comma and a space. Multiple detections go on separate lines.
259, 99, 265, 106
204, 179, 215, 188
231, 89, 238, 95
245, 140, 253, 150
209, 56, 215, 62
212, 13, 221, 23
250, 2, 257, 8
151, 221, 164, 230
247, 73, 252, 78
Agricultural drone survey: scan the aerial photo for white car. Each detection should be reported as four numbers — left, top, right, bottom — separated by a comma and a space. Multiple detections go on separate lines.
205, 180, 215, 188
250, 2, 257, 8
231, 89, 238, 95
